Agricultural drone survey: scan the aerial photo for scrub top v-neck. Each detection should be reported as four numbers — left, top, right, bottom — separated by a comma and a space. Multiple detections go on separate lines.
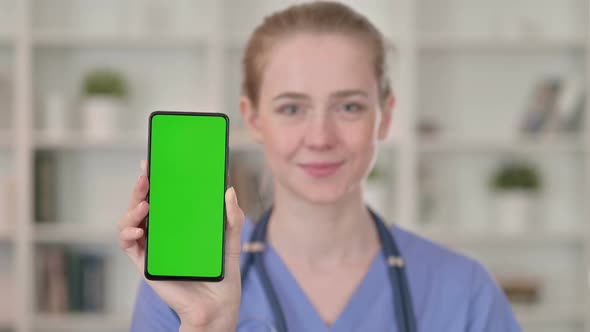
130, 218, 522, 332
239, 241, 391, 331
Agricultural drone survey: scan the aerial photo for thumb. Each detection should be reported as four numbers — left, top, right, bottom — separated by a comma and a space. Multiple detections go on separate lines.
224, 187, 245, 269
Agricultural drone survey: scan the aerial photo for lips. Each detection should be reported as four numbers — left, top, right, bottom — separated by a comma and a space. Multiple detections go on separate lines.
298, 161, 345, 177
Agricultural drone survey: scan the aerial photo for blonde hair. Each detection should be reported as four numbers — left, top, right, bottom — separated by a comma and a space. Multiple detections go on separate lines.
242, 1, 392, 108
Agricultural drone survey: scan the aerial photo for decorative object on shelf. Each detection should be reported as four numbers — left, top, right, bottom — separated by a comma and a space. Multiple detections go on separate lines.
489, 159, 542, 234
80, 68, 129, 140
496, 274, 542, 305
365, 165, 388, 217
416, 114, 440, 139
43, 91, 68, 138
519, 75, 586, 139
555, 76, 586, 134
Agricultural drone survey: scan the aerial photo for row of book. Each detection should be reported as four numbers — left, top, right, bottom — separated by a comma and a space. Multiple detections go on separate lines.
35, 246, 106, 313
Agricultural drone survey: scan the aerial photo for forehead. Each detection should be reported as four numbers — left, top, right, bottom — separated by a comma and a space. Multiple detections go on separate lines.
260, 33, 377, 99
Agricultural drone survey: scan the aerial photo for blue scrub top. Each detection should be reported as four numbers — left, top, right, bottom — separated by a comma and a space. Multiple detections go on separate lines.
130, 218, 522, 331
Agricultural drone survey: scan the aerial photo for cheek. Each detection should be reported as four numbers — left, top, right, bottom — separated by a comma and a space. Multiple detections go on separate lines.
262, 121, 302, 161
340, 118, 378, 153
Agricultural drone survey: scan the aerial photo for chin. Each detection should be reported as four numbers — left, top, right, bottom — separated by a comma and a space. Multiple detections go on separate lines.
292, 183, 353, 205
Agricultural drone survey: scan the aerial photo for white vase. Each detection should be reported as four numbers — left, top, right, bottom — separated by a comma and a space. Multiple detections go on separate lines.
81, 96, 122, 140
493, 190, 536, 234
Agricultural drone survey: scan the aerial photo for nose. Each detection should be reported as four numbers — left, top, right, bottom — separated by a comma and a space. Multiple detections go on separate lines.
303, 111, 336, 150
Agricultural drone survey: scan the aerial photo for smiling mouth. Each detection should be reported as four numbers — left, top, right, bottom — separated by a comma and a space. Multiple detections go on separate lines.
298, 161, 345, 177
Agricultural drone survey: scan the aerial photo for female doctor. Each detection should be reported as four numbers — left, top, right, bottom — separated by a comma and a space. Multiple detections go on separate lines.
120, 2, 522, 331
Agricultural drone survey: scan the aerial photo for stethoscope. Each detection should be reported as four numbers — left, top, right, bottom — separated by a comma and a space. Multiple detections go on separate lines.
240, 207, 417, 332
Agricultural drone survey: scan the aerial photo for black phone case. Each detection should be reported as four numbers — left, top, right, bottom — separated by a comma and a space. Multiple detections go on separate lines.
144, 110, 230, 282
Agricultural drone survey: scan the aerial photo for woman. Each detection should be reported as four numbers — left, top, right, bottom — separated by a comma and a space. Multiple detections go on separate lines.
120, 2, 521, 331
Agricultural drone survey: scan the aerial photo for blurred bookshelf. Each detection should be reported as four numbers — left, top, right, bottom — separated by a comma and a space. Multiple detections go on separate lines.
33, 313, 130, 332
33, 32, 209, 49
419, 36, 587, 53
0, 1, 588, 332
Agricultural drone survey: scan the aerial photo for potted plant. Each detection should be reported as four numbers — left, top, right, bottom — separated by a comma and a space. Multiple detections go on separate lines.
364, 165, 388, 215
80, 68, 129, 139
489, 160, 542, 234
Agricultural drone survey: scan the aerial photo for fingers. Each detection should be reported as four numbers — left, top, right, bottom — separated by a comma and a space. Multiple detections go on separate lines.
128, 162, 149, 210
119, 227, 144, 249
225, 187, 245, 264
140, 159, 147, 176
120, 201, 149, 230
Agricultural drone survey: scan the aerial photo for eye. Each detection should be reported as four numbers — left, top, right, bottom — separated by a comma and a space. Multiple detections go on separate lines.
341, 102, 364, 113
278, 104, 300, 115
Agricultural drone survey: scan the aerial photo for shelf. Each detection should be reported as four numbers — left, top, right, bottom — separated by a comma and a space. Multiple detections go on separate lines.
34, 313, 130, 332
514, 305, 588, 325
35, 223, 117, 244
33, 31, 208, 49
416, 227, 586, 247
34, 132, 147, 151
419, 36, 586, 53
34, 130, 260, 151
418, 136, 586, 154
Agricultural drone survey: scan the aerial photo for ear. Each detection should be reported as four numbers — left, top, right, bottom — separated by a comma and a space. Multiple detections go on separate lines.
239, 95, 264, 143
377, 93, 395, 141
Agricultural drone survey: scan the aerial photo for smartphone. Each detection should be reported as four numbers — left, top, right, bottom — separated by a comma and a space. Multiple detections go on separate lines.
145, 111, 229, 281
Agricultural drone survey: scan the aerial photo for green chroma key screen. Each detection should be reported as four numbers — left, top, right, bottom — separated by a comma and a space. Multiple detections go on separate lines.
145, 111, 228, 281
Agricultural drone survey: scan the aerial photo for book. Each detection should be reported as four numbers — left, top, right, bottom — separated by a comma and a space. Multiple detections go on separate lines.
37, 247, 107, 314
80, 253, 105, 312
34, 151, 58, 222
66, 250, 106, 312
44, 246, 68, 313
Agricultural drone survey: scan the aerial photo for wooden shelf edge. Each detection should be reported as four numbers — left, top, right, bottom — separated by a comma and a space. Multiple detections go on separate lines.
34, 313, 130, 331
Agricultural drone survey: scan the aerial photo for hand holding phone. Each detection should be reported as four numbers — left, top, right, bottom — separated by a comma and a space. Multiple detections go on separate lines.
118, 111, 245, 330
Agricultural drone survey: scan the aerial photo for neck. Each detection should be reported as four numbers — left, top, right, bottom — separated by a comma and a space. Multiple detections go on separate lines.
267, 183, 379, 267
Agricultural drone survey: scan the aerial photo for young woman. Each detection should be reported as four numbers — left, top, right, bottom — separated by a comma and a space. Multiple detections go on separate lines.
120, 2, 521, 331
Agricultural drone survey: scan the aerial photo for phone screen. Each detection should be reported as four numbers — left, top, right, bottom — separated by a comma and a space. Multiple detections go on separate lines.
145, 111, 228, 281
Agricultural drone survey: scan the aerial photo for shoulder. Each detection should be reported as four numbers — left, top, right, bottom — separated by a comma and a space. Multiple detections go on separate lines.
392, 226, 498, 296
393, 226, 481, 271
394, 226, 521, 330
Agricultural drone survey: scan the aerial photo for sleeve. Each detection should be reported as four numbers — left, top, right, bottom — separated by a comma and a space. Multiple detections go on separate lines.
466, 263, 523, 332
130, 280, 181, 332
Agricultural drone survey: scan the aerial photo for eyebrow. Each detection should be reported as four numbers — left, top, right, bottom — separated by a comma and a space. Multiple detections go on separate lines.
330, 89, 369, 99
271, 89, 369, 101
